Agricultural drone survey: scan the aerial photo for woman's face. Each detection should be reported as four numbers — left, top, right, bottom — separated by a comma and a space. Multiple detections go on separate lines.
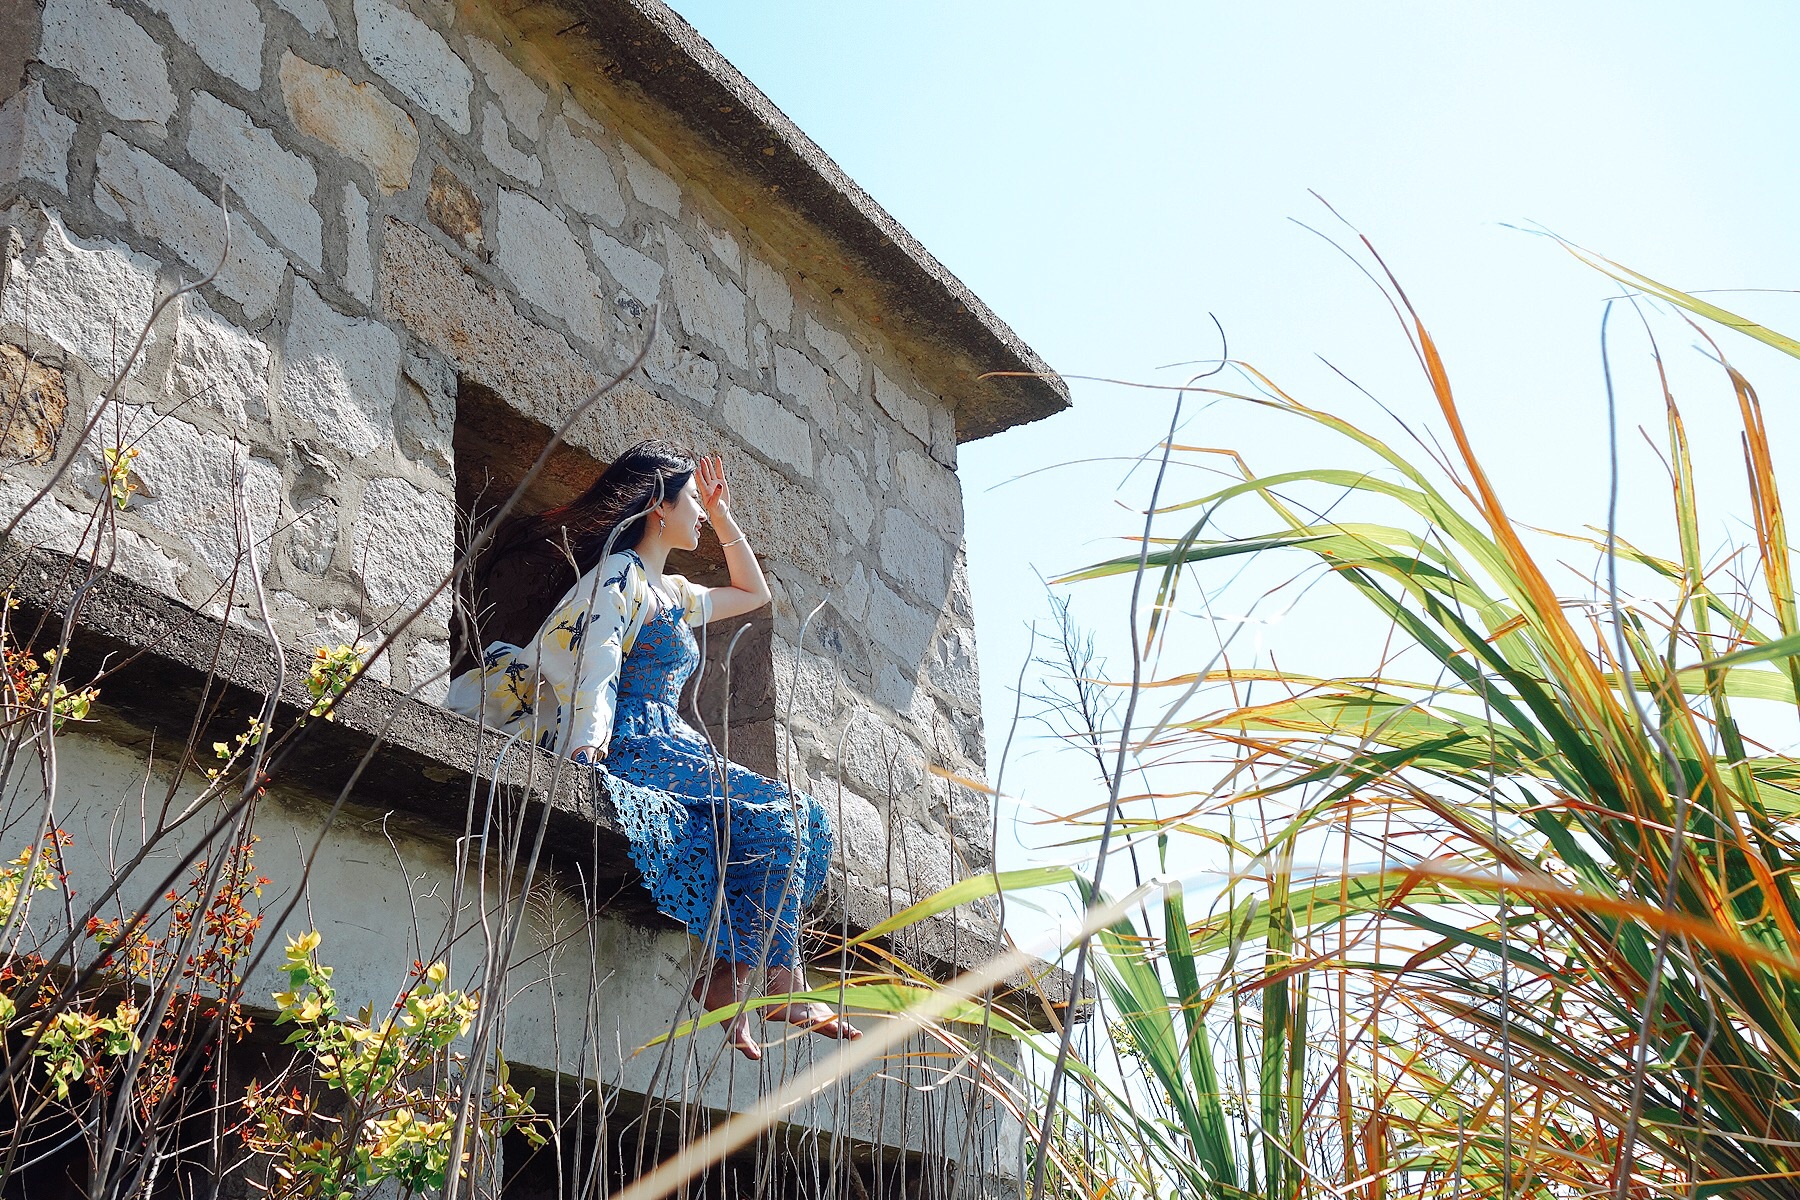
656, 476, 706, 552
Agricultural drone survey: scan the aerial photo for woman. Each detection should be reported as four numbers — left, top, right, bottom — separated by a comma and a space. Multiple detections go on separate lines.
448, 441, 859, 1060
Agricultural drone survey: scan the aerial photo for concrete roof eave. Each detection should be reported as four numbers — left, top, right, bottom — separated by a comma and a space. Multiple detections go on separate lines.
519, 0, 1069, 442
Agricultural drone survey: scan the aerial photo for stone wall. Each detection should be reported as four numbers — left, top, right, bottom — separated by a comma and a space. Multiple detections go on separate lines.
0, 0, 994, 917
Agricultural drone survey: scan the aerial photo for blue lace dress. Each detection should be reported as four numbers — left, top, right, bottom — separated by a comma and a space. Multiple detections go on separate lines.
604, 592, 833, 970
447, 549, 833, 970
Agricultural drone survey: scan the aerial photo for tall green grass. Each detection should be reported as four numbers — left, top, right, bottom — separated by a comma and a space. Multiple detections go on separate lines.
1039, 247, 1800, 1199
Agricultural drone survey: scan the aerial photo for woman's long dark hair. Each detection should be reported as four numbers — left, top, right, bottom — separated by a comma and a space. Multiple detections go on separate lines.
454, 440, 695, 671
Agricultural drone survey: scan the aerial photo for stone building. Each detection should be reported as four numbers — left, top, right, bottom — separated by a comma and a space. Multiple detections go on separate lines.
0, 0, 1067, 1193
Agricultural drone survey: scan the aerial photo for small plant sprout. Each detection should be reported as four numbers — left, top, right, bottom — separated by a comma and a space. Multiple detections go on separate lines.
101, 445, 140, 511
305, 643, 367, 721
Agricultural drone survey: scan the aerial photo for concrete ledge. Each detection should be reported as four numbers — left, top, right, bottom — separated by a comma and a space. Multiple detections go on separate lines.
526, 0, 1070, 442
1, 540, 1078, 1024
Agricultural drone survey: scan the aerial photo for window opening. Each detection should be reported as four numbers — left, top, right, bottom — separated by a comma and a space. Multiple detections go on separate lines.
451, 379, 773, 772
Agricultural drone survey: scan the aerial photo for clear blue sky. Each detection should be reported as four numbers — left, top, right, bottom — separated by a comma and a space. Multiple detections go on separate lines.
664, 1, 1800, 902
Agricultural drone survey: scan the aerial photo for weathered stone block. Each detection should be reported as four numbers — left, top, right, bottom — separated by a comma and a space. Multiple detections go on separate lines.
896, 818, 955, 900
664, 233, 746, 368
95, 403, 281, 586
700, 219, 741, 276
166, 292, 271, 430
838, 560, 870, 621
352, 0, 472, 134
187, 93, 321, 267
40, 0, 175, 129
342, 183, 373, 302
0, 474, 188, 597
94, 134, 286, 320
494, 189, 605, 343
0, 81, 76, 194
827, 786, 888, 874
480, 102, 542, 185
866, 575, 937, 663
745, 253, 792, 332
874, 366, 931, 448
836, 720, 926, 807
642, 323, 717, 406
719, 385, 810, 475
468, 39, 545, 137
426, 165, 481, 249
819, 452, 872, 544
405, 637, 451, 703
0, 205, 159, 377
766, 636, 835, 723
805, 315, 862, 393
379, 218, 598, 423
0, 344, 67, 464
773, 342, 830, 413
145, 0, 265, 90
272, 0, 336, 37
926, 622, 981, 712
930, 401, 957, 467
281, 279, 400, 456
617, 140, 680, 216
875, 660, 916, 714
281, 52, 419, 194
589, 226, 662, 305
352, 476, 454, 624
397, 348, 454, 472
896, 444, 963, 534
880, 504, 948, 600
545, 116, 627, 226
282, 499, 337, 574
269, 592, 390, 681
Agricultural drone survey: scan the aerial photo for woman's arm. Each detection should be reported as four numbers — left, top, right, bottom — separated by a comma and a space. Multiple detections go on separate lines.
693, 455, 772, 623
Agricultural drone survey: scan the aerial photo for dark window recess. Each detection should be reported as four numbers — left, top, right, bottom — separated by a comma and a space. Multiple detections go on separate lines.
452, 379, 774, 773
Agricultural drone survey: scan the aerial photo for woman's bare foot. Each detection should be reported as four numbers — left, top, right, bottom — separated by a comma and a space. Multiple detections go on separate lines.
761, 967, 862, 1043
691, 962, 763, 1061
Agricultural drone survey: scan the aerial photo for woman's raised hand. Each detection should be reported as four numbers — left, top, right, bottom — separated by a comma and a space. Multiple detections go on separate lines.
695, 454, 731, 518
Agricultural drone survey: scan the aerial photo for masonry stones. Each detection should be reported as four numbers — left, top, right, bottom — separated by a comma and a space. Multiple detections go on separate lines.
280, 53, 419, 194
426, 165, 481, 249
544, 116, 627, 227
481, 102, 542, 185
880, 505, 949, 601
746, 254, 792, 331
720, 384, 810, 475
271, 0, 336, 38
874, 366, 931, 448
805, 315, 862, 392
187, 92, 322, 268
146, 0, 267, 91
0, 82, 77, 194
0, 344, 67, 465
351, 0, 472, 134
617, 141, 680, 216
468, 39, 545, 137
101, 403, 282, 587
773, 342, 830, 414
282, 279, 400, 456
167, 293, 272, 430
819, 453, 873, 544
589, 226, 662, 306
494, 189, 605, 342
95, 134, 287, 319
39, 0, 176, 130
665, 233, 746, 368
342, 183, 373, 302
352, 475, 454, 624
